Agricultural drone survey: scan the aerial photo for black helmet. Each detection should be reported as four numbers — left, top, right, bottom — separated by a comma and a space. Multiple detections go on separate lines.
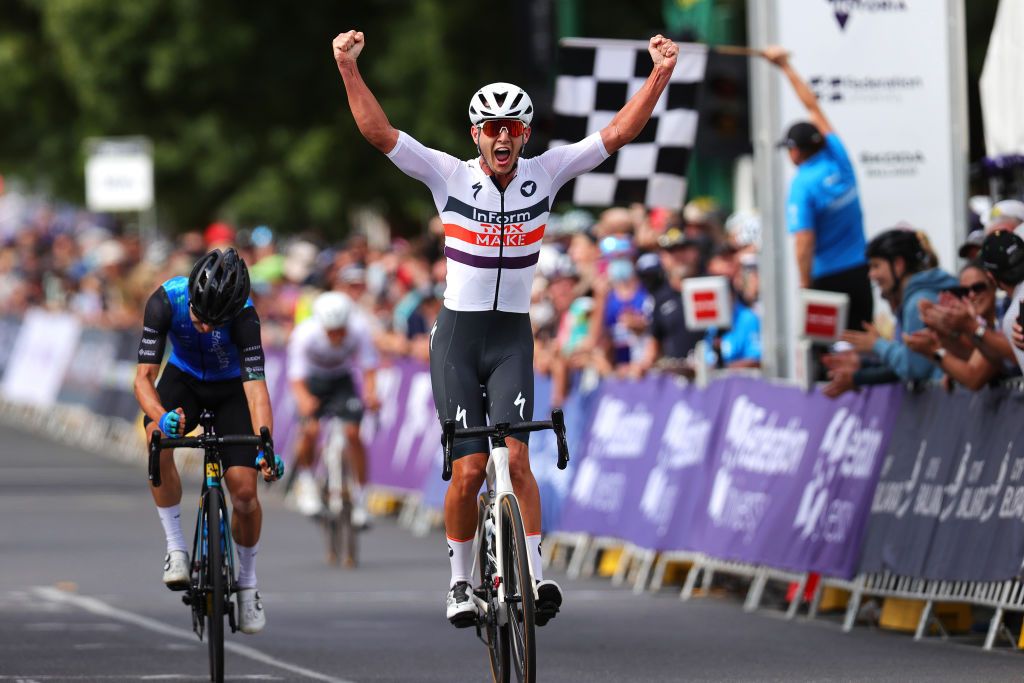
981, 230, 1024, 286
866, 229, 926, 272
188, 248, 250, 326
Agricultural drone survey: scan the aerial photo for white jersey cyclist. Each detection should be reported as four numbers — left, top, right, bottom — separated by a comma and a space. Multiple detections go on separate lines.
332, 27, 681, 629
387, 131, 609, 313
287, 310, 378, 383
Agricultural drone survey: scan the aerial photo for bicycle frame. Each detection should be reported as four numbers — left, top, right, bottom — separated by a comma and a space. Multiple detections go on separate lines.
441, 411, 571, 624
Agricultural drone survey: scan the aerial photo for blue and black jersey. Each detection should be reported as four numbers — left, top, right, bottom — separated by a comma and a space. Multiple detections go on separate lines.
137, 276, 265, 382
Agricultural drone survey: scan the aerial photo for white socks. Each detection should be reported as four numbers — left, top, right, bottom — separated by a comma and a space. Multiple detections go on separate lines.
158, 504, 187, 554
527, 534, 543, 581
236, 543, 259, 589
447, 536, 474, 587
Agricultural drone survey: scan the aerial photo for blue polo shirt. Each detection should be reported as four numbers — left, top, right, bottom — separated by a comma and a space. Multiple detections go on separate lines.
786, 133, 867, 280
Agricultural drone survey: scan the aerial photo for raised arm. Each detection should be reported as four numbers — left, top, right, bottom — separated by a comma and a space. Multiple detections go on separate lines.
600, 35, 679, 155
762, 45, 833, 136
333, 30, 399, 154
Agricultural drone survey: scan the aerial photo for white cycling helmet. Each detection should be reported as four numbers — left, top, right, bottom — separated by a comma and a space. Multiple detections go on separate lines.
468, 82, 534, 126
313, 291, 353, 331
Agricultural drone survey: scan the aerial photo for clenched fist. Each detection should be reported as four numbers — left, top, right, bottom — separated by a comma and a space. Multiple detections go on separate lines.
648, 34, 678, 72
333, 30, 364, 66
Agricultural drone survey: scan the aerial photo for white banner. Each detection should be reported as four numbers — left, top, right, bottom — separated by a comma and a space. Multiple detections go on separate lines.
84, 137, 154, 212
775, 0, 967, 275
1, 310, 82, 406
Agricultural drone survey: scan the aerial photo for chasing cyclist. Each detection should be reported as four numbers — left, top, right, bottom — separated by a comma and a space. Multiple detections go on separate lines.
287, 291, 379, 528
333, 28, 679, 627
134, 248, 283, 634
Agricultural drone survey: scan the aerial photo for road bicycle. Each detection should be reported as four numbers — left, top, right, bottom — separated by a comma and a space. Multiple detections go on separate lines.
318, 415, 358, 567
441, 409, 570, 683
148, 409, 275, 683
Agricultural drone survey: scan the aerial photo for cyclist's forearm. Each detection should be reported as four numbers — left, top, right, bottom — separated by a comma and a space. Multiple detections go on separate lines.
338, 61, 399, 153
600, 63, 673, 154
362, 368, 377, 401
243, 380, 274, 437
134, 364, 167, 424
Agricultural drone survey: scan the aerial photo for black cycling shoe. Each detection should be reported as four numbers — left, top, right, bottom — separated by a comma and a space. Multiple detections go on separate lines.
535, 579, 562, 626
446, 581, 477, 628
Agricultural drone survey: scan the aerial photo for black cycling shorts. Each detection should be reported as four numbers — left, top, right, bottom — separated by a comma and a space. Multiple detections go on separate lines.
305, 374, 364, 423
429, 306, 534, 459
143, 364, 258, 471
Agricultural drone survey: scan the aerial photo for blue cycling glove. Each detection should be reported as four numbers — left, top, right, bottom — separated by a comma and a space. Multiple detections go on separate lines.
158, 410, 184, 438
256, 449, 285, 481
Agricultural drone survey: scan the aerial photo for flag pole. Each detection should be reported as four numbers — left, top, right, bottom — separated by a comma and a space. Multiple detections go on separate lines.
711, 45, 765, 57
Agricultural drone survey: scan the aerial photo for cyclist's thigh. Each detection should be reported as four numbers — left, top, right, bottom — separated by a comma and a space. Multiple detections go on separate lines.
483, 311, 535, 447
209, 378, 258, 471
429, 306, 488, 459
142, 364, 202, 434
308, 374, 364, 423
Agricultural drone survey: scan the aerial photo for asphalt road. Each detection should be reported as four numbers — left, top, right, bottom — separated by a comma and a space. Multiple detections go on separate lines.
1, 422, 1022, 682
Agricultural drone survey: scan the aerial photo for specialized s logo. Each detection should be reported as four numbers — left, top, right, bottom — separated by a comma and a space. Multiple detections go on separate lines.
514, 392, 526, 420
448, 543, 454, 558
429, 321, 438, 351
455, 405, 468, 429
520, 180, 536, 198
472, 181, 482, 200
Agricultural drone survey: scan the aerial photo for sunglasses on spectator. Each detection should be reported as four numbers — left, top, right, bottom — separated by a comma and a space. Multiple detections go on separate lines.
479, 119, 525, 137
945, 283, 990, 298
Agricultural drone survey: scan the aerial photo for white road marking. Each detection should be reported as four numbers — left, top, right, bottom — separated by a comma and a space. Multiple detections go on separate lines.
32, 587, 354, 683
0, 677, 282, 681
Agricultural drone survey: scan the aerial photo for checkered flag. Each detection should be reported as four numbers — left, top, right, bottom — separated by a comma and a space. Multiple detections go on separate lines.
550, 38, 708, 210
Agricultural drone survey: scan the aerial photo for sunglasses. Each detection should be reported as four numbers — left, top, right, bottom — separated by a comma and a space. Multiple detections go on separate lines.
479, 119, 525, 137
946, 282, 990, 298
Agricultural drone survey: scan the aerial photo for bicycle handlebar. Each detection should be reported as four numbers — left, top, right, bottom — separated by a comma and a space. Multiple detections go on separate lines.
441, 409, 571, 481
149, 422, 274, 488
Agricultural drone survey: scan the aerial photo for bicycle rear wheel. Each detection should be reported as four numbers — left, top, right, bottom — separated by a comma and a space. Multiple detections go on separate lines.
500, 495, 535, 683
478, 494, 509, 683
206, 490, 227, 683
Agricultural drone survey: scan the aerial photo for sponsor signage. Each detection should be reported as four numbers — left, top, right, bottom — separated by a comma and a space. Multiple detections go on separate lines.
84, 137, 154, 212
775, 0, 966, 277
799, 288, 850, 341
682, 276, 732, 330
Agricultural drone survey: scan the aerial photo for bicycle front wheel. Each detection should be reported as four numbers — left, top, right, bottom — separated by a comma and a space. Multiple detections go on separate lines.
500, 495, 536, 683
206, 490, 227, 683
478, 494, 509, 683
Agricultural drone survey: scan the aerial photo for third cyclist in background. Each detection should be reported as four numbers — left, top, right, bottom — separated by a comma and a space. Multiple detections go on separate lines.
287, 291, 379, 527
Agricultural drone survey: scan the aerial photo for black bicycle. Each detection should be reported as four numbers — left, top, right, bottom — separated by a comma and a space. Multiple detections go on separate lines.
441, 410, 570, 683
148, 409, 275, 683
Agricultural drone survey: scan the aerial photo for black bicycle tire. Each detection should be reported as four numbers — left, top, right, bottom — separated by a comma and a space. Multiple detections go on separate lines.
500, 495, 536, 683
478, 494, 510, 683
206, 490, 226, 683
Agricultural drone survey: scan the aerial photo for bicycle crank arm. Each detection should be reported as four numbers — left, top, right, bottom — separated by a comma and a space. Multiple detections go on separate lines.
471, 594, 489, 615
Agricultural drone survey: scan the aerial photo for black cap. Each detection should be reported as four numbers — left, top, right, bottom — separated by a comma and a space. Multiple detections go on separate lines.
778, 121, 824, 151
657, 227, 699, 250
981, 229, 1024, 286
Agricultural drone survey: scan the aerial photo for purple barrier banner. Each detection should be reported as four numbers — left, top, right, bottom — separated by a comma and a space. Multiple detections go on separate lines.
556, 374, 901, 578
365, 359, 442, 492
689, 379, 901, 578
558, 377, 668, 537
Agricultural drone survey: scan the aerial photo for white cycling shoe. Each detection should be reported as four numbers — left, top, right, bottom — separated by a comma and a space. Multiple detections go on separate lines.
446, 581, 477, 628
162, 550, 190, 590
291, 473, 323, 517
236, 588, 266, 634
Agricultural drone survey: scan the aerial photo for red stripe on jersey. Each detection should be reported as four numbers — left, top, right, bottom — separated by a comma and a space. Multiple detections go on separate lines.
444, 223, 546, 248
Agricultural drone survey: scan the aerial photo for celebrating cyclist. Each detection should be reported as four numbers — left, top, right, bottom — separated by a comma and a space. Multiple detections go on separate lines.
134, 248, 282, 635
287, 291, 379, 526
333, 28, 679, 627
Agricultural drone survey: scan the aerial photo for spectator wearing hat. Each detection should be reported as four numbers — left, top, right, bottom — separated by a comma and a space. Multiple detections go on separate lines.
703, 247, 761, 370
825, 229, 957, 398
982, 230, 1024, 372
982, 199, 1024, 235
958, 230, 986, 262
763, 46, 872, 333
204, 221, 236, 250
634, 228, 706, 376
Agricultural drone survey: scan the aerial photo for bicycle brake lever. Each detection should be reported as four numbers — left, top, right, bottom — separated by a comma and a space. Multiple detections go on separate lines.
551, 409, 570, 470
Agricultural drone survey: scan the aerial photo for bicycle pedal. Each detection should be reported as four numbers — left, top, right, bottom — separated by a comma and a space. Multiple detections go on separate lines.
181, 593, 192, 606
535, 604, 560, 627
449, 612, 477, 629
